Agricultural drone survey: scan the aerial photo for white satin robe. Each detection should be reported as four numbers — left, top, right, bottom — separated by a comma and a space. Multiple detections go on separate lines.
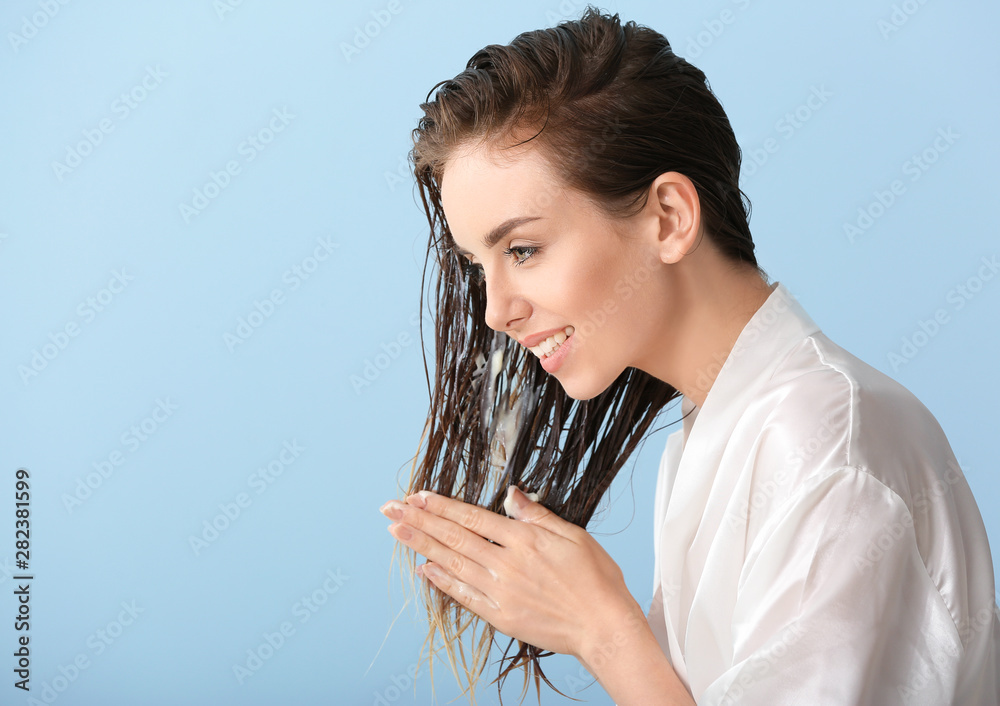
645, 281, 1000, 705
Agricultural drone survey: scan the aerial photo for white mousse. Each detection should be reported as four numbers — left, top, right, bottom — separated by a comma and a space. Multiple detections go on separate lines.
503, 487, 540, 519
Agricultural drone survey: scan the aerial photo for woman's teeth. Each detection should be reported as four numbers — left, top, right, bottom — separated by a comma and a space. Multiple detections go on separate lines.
529, 325, 575, 359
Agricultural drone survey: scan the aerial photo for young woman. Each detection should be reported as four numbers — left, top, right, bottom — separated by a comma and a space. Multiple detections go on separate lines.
380, 7, 1000, 704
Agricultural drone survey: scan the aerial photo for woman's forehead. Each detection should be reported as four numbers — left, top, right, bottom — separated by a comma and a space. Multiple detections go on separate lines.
442, 147, 560, 223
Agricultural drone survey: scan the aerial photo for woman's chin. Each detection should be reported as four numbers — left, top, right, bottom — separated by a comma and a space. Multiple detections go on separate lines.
556, 374, 614, 402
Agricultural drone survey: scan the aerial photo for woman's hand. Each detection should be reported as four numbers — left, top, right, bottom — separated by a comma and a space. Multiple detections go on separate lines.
379, 486, 646, 662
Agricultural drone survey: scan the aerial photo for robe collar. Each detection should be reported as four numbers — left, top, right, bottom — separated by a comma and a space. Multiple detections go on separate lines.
659, 280, 823, 682
679, 281, 821, 449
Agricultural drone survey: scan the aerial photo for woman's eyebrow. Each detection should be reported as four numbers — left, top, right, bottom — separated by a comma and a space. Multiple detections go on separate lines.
452, 216, 544, 257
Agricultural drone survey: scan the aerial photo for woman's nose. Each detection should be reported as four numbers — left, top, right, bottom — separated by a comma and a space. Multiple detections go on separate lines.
482, 269, 527, 333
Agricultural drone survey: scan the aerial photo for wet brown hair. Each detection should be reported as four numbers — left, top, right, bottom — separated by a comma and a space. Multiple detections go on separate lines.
397, 5, 762, 703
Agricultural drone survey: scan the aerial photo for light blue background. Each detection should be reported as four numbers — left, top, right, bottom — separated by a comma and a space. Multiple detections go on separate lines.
1, 1, 997, 704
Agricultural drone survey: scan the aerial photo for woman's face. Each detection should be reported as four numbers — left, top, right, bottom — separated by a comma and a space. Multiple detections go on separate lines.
440, 141, 665, 401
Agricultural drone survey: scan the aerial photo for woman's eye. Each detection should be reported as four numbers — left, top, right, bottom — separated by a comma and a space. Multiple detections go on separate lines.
504, 245, 538, 266
457, 245, 538, 285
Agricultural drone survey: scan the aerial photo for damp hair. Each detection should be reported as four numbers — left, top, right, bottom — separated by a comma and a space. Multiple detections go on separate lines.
395, 5, 763, 704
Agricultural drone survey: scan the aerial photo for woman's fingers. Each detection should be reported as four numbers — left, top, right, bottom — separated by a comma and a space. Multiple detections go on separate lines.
386, 517, 497, 595
402, 491, 520, 545
502, 487, 580, 541
379, 491, 636, 656
419, 562, 500, 613
384, 499, 503, 562
412, 488, 581, 542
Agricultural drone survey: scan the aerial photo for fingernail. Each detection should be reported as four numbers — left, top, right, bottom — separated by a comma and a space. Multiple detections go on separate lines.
504, 486, 526, 517
504, 487, 541, 519
422, 563, 443, 581
380, 500, 405, 521
388, 523, 412, 541
406, 490, 431, 509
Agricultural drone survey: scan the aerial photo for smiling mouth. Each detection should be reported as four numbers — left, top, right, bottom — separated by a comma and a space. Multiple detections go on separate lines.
527, 325, 575, 359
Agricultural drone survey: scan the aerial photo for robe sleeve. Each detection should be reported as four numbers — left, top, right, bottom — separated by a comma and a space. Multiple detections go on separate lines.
695, 464, 989, 706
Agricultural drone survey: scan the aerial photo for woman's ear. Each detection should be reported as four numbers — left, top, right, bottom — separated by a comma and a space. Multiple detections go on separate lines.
647, 171, 702, 265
